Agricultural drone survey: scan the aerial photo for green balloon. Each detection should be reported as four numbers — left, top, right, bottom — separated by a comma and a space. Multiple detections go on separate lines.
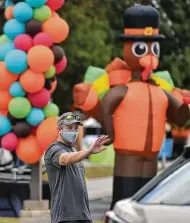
44, 103, 59, 118
9, 97, 31, 119
33, 5, 51, 22
44, 66, 56, 79
0, 34, 11, 47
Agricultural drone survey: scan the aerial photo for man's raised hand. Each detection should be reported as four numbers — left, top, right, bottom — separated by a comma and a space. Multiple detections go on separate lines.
88, 135, 110, 154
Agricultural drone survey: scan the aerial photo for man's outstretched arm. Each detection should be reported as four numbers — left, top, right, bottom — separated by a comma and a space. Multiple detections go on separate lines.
59, 135, 110, 165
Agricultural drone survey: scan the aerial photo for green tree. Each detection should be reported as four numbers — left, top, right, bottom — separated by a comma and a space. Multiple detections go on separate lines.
53, 0, 114, 112
158, 0, 190, 88
53, 0, 135, 112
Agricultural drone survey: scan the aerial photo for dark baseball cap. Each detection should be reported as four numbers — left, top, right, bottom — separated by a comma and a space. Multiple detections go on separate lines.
57, 112, 83, 128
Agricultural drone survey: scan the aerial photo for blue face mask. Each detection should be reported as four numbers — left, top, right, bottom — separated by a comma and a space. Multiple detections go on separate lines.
60, 130, 79, 144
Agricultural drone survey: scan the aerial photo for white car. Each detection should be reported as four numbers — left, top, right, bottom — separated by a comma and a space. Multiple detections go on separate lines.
105, 146, 190, 223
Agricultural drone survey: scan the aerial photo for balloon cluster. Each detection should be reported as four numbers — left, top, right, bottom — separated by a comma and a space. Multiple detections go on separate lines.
0, 0, 69, 164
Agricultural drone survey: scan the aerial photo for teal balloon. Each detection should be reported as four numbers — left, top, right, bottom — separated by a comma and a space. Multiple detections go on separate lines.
3, 19, 25, 40
26, 108, 45, 126
9, 81, 26, 97
0, 115, 12, 137
5, 49, 28, 74
26, 0, 47, 8
44, 103, 59, 117
33, 5, 51, 22
13, 2, 33, 22
9, 97, 31, 118
0, 35, 11, 47
0, 42, 15, 61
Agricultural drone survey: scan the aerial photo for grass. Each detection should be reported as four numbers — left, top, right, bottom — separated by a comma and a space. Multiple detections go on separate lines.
0, 218, 102, 223
85, 165, 113, 178
0, 218, 19, 223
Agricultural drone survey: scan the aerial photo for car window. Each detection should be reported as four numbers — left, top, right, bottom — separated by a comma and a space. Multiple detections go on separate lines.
139, 161, 190, 205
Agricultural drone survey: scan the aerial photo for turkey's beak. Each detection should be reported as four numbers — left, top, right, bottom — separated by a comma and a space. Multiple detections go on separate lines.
139, 55, 159, 81
139, 55, 159, 70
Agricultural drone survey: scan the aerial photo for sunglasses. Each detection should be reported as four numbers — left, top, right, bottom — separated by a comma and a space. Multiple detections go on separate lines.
64, 114, 80, 121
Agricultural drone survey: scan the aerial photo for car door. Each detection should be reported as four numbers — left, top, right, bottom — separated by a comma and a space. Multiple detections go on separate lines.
135, 161, 190, 223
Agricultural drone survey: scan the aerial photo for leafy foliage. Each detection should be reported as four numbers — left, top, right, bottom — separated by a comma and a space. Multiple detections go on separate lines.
158, 0, 190, 88
53, 0, 114, 112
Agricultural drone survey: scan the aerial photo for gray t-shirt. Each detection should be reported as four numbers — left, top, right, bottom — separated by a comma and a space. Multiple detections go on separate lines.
44, 141, 91, 223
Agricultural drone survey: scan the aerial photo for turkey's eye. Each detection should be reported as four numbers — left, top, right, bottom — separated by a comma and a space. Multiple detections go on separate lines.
132, 42, 148, 57
151, 42, 160, 57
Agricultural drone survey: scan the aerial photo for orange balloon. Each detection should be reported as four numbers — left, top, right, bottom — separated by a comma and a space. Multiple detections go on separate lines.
5, 5, 14, 20
49, 79, 57, 94
0, 110, 8, 116
0, 62, 18, 91
16, 135, 43, 164
36, 117, 58, 151
42, 17, 69, 43
20, 69, 45, 93
27, 46, 54, 73
0, 91, 12, 110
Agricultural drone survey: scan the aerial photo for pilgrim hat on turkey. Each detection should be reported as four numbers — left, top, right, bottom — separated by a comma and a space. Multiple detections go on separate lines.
119, 4, 165, 41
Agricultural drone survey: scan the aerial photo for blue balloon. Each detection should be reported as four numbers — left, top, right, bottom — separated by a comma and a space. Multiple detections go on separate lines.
0, 42, 15, 61
25, 0, 47, 8
0, 115, 12, 137
5, 49, 28, 74
26, 108, 45, 126
13, 2, 33, 23
3, 19, 25, 40
5, 0, 13, 8
9, 81, 26, 97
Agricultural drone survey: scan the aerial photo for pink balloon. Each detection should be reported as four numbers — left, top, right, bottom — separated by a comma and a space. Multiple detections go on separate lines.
55, 56, 67, 74
46, 0, 65, 11
27, 88, 51, 108
14, 34, 33, 52
33, 32, 53, 47
1, 132, 19, 151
